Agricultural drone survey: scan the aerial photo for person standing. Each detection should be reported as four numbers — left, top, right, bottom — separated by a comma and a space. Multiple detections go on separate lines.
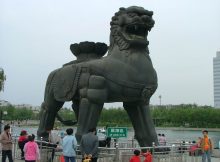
47, 129, 61, 162
201, 130, 212, 162
18, 130, 28, 160
158, 134, 162, 145
197, 137, 202, 147
143, 150, 152, 162
160, 134, 166, 146
80, 128, 99, 162
62, 128, 77, 162
0, 125, 13, 162
23, 134, 40, 162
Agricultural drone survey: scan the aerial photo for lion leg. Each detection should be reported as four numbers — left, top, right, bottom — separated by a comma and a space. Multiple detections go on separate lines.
37, 71, 64, 140
72, 99, 79, 121
75, 75, 107, 142
75, 99, 104, 142
123, 101, 158, 149
37, 99, 64, 140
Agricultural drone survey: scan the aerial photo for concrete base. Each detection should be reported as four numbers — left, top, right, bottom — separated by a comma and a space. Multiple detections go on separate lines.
212, 149, 220, 158
40, 148, 53, 162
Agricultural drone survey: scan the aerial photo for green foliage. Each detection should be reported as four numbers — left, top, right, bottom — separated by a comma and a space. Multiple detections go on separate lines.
14, 107, 33, 120
0, 105, 34, 120
99, 108, 130, 127
150, 104, 220, 128
98, 105, 220, 128
58, 108, 75, 120
1, 104, 220, 128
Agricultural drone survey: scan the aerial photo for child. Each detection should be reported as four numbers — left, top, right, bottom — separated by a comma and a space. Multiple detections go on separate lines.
83, 157, 91, 162
24, 134, 40, 162
130, 150, 141, 162
18, 130, 28, 160
143, 150, 152, 162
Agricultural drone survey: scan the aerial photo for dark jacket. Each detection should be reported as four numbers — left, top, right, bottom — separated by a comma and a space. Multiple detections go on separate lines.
80, 132, 99, 158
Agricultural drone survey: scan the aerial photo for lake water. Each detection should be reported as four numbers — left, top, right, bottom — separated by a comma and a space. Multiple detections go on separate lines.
11, 126, 220, 148
156, 128, 220, 146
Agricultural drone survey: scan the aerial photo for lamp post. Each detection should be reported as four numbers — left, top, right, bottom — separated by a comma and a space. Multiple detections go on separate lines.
0, 110, 2, 134
159, 95, 162, 106
0, 110, 7, 134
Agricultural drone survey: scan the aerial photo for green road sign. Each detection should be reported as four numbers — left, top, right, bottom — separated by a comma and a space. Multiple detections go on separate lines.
107, 127, 127, 138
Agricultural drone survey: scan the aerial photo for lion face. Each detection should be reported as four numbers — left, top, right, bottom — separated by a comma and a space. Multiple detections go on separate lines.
110, 6, 155, 50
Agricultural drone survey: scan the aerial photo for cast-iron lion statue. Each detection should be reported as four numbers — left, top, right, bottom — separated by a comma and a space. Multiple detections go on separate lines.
37, 6, 158, 147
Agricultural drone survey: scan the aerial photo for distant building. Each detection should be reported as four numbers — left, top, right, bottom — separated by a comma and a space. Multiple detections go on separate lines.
14, 104, 33, 109
0, 101, 40, 114
0, 100, 11, 107
32, 106, 41, 111
213, 51, 220, 108
13, 104, 40, 111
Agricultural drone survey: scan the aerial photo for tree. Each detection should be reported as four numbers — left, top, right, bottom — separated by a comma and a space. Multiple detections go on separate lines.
0, 68, 6, 92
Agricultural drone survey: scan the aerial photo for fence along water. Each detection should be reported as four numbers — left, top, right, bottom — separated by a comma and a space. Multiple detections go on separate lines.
2, 136, 220, 162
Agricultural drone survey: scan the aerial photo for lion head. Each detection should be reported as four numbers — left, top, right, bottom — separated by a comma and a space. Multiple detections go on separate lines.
109, 6, 155, 51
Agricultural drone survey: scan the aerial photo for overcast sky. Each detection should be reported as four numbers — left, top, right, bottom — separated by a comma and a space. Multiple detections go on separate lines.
0, 0, 220, 108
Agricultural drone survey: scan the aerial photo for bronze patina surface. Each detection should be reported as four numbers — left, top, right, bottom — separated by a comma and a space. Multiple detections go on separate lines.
37, 6, 158, 147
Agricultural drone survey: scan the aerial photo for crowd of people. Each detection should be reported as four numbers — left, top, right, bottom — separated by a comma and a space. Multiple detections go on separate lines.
129, 130, 214, 162
0, 125, 215, 162
0, 125, 40, 162
0, 125, 100, 162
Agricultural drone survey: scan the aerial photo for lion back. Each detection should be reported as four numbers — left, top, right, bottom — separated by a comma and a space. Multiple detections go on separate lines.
52, 65, 81, 102
48, 42, 108, 102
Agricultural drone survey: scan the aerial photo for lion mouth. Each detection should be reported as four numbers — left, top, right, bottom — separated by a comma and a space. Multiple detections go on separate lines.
124, 23, 148, 40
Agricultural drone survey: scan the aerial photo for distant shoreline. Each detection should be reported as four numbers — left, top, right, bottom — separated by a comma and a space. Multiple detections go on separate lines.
156, 127, 220, 132
12, 123, 220, 132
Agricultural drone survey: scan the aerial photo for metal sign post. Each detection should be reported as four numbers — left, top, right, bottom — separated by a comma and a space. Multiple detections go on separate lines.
107, 127, 127, 162
0, 110, 2, 134
107, 127, 127, 138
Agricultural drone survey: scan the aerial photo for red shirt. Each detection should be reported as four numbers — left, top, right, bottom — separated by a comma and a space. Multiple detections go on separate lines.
130, 155, 141, 162
18, 135, 27, 142
143, 152, 152, 162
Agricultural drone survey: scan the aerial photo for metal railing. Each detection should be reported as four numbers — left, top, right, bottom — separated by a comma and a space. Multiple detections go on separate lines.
0, 137, 213, 162
53, 141, 203, 162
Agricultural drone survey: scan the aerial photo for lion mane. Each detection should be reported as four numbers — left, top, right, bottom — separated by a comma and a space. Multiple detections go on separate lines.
109, 6, 155, 52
